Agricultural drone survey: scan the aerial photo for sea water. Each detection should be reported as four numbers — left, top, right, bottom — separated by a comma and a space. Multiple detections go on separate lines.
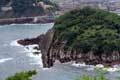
0, 23, 119, 80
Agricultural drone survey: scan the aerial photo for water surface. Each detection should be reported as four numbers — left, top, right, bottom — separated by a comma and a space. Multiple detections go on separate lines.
0, 23, 119, 80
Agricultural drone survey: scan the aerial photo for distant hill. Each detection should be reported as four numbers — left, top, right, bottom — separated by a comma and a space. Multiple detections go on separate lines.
0, 0, 59, 18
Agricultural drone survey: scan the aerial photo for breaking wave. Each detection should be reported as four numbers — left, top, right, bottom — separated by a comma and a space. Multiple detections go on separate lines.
0, 58, 13, 64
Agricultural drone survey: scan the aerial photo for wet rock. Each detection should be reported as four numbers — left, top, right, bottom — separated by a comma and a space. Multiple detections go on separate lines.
18, 29, 120, 68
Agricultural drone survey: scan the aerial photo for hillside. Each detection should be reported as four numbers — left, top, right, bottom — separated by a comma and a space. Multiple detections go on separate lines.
0, 0, 59, 18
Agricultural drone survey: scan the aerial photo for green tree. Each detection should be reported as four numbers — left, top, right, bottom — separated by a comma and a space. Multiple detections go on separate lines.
6, 70, 37, 80
54, 7, 120, 55
11, 0, 35, 16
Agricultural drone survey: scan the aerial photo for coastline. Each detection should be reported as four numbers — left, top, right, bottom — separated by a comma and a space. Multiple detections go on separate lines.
16, 39, 120, 72
0, 16, 55, 25
10, 40, 43, 67
17, 30, 120, 69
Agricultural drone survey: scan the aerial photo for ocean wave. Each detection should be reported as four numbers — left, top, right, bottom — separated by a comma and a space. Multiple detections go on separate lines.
10, 40, 44, 68
0, 23, 54, 29
22, 44, 43, 67
10, 23, 54, 26
72, 62, 87, 67
19, 23, 40, 26
72, 62, 120, 72
0, 58, 13, 64
28, 52, 43, 67
10, 40, 23, 47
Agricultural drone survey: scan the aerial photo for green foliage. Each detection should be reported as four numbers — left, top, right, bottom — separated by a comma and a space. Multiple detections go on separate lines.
11, 0, 38, 16
5, 70, 37, 80
76, 74, 108, 80
11, 0, 58, 16
54, 7, 120, 55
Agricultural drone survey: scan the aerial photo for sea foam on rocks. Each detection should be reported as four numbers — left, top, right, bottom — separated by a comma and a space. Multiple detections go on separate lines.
10, 40, 23, 47
24, 45, 43, 67
10, 40, 43, 67
72, 62, 120, 72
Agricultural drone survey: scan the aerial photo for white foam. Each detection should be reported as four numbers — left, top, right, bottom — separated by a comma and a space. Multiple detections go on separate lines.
0, 58, 13, 64
72, 62, 94, 68
72, 62, 120, 72
95, 64, 104, 68
42, 68, 50, 70
72, 62, 86, 67
21, 23, 37, 25
22, 44, 43, 67
10, 40, 23, 47
10, 23, 16, 26
10, 40, 44, 68
28, 53, 43, 67
23, 45, 41, 53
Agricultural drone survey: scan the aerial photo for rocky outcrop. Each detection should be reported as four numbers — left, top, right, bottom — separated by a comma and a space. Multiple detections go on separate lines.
45, 37, 120, 67
17, 29, 55, 67
17, 7, 120, 68
18, 29, 120, 68
17, 35, 44, 46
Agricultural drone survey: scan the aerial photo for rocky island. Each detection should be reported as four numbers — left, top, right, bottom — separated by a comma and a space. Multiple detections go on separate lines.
18, 7, 120, 68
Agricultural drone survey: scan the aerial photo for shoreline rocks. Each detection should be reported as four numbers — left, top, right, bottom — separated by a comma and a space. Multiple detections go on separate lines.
17, 29, 120, 68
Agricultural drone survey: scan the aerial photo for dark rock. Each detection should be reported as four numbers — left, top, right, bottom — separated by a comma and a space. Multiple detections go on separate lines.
33, 46, 40, 50
18, 28, 120, 68
17, 34, 45, 46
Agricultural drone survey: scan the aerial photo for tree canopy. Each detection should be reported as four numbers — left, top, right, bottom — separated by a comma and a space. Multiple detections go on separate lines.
6, 70, 37, 80
0, 0, 59, 17
54, 7, 120, 55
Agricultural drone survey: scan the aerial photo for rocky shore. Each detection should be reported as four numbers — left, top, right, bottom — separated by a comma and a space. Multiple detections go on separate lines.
0, 17, 55, 25
17, 29, 120, 68
17, 7, 120, 68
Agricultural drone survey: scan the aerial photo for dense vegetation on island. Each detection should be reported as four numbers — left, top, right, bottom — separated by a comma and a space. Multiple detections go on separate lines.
5, 70, 37, 80
0, 0, 59, 18
54, 7, 120, 55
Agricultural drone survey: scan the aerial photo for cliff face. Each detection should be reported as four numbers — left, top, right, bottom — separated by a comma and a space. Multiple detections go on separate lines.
46, 40, 120, 67
18, 7, 120, 68
18, 29, 120, 68
18, 29, 55, 67
41, 30, 120, 67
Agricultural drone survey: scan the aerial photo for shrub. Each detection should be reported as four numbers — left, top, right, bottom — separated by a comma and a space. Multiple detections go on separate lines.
6, 70, 37, 80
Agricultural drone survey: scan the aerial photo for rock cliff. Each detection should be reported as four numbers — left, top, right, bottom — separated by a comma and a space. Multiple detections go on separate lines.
18, 28, 120, 68
18, 7, 120, 68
